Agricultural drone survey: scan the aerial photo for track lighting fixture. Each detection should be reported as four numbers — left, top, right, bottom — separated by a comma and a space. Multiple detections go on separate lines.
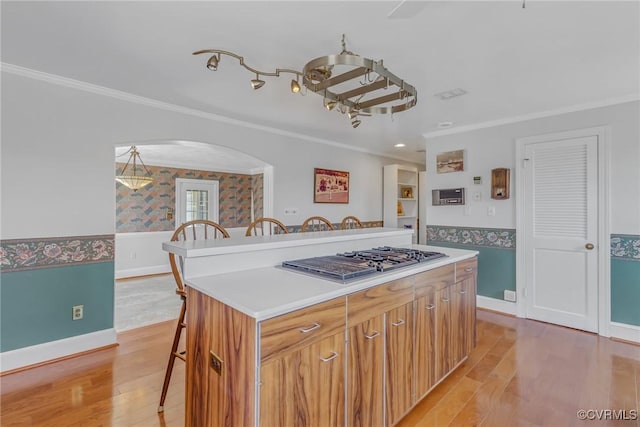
193, 34, 417, 128
251, 74, 265, 90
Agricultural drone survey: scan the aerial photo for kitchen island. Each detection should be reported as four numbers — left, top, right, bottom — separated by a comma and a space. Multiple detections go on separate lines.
163, 228, 478, 427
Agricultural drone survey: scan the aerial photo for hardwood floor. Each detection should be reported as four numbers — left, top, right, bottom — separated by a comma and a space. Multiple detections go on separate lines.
1, 310, 638, 426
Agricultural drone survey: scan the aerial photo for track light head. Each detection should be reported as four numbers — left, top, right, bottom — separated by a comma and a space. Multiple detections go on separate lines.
251, 75, 266, 90
290, 79, 301, 93
206, 54, 219, 71
325, 100, 337, 111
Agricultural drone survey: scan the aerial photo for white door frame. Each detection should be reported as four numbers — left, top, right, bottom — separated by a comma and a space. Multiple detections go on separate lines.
515, 126, 611, 336
175, 178, 220, 226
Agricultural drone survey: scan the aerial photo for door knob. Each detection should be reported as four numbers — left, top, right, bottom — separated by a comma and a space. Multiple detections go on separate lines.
585, 243, 595, 250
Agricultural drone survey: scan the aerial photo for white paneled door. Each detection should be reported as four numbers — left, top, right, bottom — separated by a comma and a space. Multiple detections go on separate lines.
522, 134, 599, 332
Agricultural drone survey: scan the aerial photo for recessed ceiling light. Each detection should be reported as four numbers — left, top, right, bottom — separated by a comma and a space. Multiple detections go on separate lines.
437, 121, 454, 129
394, 143, 406, 148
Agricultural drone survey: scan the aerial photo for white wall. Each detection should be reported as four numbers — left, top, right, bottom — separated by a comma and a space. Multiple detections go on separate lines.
425, 101, 640, 234
1, 72, 421, 241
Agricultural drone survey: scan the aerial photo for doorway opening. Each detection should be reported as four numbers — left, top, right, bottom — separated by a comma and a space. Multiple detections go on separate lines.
113, 140, 274, 331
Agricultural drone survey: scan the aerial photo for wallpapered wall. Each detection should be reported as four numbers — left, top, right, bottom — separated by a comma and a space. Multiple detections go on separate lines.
115, 164, 263, 232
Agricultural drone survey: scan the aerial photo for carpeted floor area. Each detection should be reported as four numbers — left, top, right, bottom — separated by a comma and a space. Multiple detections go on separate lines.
114, 274, 182, 332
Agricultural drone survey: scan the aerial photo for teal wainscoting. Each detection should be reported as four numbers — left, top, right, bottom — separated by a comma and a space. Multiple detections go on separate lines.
0, 262, 114, 352
610, 234, 640, 327
426, 226, 516, 300
0, 234, 115, 352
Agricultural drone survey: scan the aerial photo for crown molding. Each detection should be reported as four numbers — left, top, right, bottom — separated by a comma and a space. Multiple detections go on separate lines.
422, 93, 640, 139
0, 62, 414, 164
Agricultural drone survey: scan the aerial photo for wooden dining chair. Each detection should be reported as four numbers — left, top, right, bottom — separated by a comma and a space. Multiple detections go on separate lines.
158, 219, 230, 413
300, 216, 335, 232
245, 217, 289, 236
340, 215, 363, 230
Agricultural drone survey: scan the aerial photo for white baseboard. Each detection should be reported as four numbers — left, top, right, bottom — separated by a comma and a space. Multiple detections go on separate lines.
609, 321, 640, 344
476, 295, 517, 316
0, 328, 117, 373
115, 265, 171, 279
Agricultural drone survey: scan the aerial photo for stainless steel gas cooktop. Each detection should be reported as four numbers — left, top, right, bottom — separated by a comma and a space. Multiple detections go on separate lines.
281, 246, 447, 282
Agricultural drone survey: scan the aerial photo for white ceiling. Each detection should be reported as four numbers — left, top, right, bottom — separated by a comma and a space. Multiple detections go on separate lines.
2, 1, 639, 165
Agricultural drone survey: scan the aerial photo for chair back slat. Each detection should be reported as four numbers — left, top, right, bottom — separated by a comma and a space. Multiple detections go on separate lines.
340, 215, 363, 230
245, 217, 289, 236
301, 216, 335, 232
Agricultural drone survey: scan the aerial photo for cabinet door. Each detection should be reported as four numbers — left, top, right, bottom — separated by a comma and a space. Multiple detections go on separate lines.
414, 289, 436, 399
347, 315, 384, 427
385, 302, 413, 426
435, 286, 453, 380
260, 332, 345, 427
456, 277, 475, 361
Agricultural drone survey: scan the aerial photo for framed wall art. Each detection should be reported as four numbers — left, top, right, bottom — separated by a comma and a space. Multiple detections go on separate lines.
436, 149, 465, 173
314, 168, 349, 203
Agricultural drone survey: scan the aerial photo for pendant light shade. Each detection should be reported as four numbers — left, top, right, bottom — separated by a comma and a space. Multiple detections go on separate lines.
115, 146, 154, 191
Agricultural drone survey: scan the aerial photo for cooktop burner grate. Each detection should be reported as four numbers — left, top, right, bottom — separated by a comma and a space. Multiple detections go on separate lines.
281, 246, 447, 282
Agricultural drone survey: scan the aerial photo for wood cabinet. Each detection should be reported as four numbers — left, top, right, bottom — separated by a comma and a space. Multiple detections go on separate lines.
385, 302, 413, 426
455, 258, 478, 362
414, 264, 455, 398
260, 331, 345, 427
347, 315, 384, 427
260, 297, 346, 426
185, 258, 477, 427
347, 277, 413, 427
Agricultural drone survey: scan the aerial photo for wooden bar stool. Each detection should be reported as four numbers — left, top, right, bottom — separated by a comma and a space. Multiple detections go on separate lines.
245, 217, 289, 236
158, 220, 230, 413
301, 216, 335, 232
340, 215, 363, 229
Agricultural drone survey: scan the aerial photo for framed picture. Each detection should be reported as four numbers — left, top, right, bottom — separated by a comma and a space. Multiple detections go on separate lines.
314, 168, 349, 203
436, 149, 465, 173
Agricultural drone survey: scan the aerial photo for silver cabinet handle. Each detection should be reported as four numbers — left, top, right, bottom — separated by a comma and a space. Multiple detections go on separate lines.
465, 267, 473, 272
320, 351, 338, 362
460, 290, 467, 294
365, 330, 380, 340
442, 297, 450, 302
425, 304, 435, 310
299, 322, 320, 333
391, 319, 405, 327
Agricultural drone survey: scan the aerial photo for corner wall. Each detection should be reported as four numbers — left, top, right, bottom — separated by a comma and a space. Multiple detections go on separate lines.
425, 101, 640, 333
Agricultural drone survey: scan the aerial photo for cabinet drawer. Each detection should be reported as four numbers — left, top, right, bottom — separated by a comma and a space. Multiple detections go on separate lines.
456, 258, 478, 282
347, 277, 414, 326
414, 264, 454, 298
260, 297, 345, 362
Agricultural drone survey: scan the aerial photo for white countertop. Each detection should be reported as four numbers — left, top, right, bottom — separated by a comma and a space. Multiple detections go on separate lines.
186, 245, 478, 322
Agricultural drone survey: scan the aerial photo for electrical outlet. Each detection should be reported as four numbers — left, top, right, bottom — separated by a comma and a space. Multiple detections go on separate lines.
72, 305, 84, 320
487, 206, 496, 216
504, 290, 517, 302
284, 208, 299, 216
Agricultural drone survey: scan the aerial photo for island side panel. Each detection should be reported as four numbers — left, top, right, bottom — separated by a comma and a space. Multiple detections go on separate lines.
186, 286, 256, 427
